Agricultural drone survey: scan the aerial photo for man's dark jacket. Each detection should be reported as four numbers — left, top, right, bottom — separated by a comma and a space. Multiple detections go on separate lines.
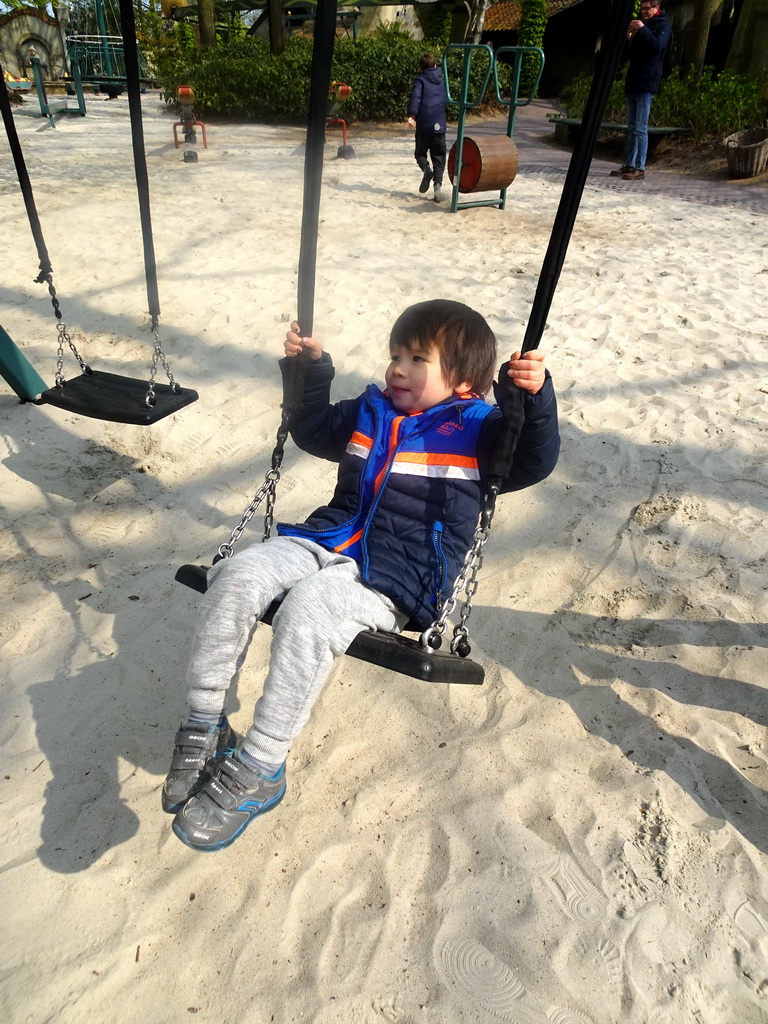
626, 11, 671, 95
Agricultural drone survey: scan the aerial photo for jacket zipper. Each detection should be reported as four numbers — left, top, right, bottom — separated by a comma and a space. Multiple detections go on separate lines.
281, 392, 471, 556
431, 521, 447, 606
360, 395, 467, 579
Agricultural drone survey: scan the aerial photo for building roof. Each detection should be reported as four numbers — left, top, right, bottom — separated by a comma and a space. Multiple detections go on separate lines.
484, 0, 586, 33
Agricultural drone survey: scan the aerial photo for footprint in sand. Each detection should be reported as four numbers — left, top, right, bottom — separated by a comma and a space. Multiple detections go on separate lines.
496, 823, 608, 927
279, 843, 390, 998
493, 824, 626, 1011
733, 901, 768, 997
545, 853, 608, 926
437, 937, 594, 1023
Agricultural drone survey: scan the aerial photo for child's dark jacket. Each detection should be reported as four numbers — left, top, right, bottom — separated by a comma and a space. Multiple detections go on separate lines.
408, 66, 447, 134
278, 354, 559, 628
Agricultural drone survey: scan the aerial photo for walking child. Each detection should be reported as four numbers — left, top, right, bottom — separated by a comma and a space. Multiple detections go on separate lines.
407, 53, 447, 203
162, 299, 560, 852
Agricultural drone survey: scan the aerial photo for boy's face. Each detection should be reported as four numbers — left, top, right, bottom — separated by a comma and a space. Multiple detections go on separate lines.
385, 343, 469, 414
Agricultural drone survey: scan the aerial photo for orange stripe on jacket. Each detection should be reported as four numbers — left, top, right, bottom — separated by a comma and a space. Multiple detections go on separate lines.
348, 431, 372, 449
394, 451, 478, 468
334, 528, 364, 554
373, 416, 403, 494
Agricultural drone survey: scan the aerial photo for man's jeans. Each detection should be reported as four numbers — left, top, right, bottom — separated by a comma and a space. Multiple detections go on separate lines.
625, 92, 653, 171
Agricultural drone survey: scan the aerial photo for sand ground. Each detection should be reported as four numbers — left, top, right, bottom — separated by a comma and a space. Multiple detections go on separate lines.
1, 90, 768, 1024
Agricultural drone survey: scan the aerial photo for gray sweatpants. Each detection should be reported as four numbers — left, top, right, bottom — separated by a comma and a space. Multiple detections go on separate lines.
185, 536, 406, 765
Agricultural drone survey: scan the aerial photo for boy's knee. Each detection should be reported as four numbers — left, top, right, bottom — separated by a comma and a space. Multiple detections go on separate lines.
278, 575, 328, 616
276, 575, 356, 631
207, 550, 262, 596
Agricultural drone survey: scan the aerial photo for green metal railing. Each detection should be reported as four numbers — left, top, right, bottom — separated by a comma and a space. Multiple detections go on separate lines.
67, 36, 151, 83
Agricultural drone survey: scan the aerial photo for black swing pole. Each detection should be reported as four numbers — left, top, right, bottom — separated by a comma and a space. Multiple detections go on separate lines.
520, 0, 635, 356
0, 60, 54, 284
180, 0, 339, 583
114, 0, 198, 419
0, 62, 56, 401
432, 0, 634, 659
0, 59, 93, 394
297, 0, 338, 338
118, 0, 161, 328
487, 0, 634, 482
280, 0, 338, 417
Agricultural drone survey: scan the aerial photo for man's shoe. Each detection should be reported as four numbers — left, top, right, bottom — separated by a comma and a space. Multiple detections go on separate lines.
172, 754, 286, 851
161, 720, 237, 814
433, 184, 444, 203
610, 164, 633, 176
622, 169, 645, 180
419, 168, 433, 193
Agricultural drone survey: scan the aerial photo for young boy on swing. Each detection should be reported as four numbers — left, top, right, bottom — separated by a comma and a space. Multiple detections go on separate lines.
163, 299, 559, 851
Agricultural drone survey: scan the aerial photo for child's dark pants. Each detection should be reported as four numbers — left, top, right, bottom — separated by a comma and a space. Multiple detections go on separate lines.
414, 130, 446, 187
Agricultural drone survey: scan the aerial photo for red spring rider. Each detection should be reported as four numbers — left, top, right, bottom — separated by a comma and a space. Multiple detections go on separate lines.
327, 82, 355, 160
173, 86, 208, 152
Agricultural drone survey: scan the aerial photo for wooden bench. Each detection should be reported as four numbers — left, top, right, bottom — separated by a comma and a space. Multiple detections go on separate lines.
547, 115, 690, 154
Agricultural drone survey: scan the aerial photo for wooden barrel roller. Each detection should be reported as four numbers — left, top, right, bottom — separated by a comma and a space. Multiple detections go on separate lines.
448, 135, 519, 193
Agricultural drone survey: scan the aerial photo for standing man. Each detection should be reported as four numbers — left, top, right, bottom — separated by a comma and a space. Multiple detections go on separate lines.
407, 53, 447, 204
611, 1, 672, 181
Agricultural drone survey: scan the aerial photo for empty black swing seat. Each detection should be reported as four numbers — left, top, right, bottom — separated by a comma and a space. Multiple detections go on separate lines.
38, 371, 198, 426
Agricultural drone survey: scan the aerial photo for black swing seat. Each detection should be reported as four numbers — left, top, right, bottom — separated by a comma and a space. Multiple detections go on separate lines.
37, 370, 198, 426
174, 563, 484, 686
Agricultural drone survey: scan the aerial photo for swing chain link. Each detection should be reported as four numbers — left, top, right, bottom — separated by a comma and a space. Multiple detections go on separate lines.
420, 484, 498, 656
262, 468, 281, 540
145, 322, 180, 408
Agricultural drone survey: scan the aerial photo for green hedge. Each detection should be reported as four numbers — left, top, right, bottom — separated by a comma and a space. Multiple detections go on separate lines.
153, 27, 511, 122
517, 0, 547, 96
559, 66, 768, 142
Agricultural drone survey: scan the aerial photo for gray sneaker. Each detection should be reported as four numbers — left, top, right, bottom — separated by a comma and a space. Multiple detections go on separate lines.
172, 754, 286, 851
161, 720, 237, 814
433, 184, 444, 203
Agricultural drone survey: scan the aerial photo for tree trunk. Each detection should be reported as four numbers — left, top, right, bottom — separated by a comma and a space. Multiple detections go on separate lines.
466, 0, 491, 43
686, 0, 719, 75
267, 0, 285, 55
198, 0, 216, 48
726, 0, 768, 76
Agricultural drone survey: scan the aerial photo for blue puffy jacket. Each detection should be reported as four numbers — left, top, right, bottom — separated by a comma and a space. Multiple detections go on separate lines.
408, 66, 447, 134
277, 354, 559, 628
625, 11, 671, 95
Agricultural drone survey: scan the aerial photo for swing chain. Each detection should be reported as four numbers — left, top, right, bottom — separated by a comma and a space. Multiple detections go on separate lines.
54, 321, 88, 387
214, 469, 280, 562
420, 483, 498, 656
39, 272, 88, 386
145, 321, 181, 408
213, 409, 292, 562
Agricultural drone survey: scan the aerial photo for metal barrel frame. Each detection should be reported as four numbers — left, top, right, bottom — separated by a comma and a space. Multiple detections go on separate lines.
443, 44, 544, 213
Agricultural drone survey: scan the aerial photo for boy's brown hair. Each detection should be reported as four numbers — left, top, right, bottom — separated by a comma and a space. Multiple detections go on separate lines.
389, 299, 497, 395
418, 53, 438, 71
